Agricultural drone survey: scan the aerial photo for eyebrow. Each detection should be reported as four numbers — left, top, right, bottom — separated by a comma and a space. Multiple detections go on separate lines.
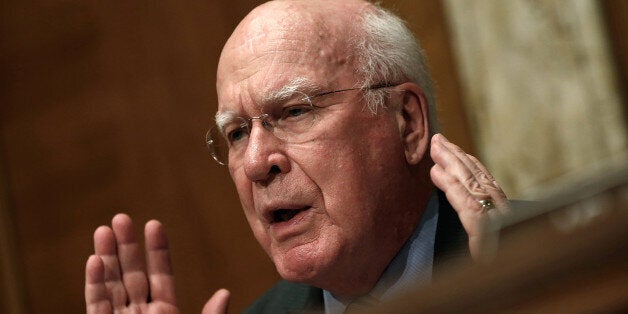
214, 110, 238, 134
214, 77, 320, 133
265, 77, 318, 103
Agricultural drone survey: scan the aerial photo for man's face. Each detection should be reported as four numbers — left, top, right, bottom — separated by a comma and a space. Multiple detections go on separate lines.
215, 4, 419, 292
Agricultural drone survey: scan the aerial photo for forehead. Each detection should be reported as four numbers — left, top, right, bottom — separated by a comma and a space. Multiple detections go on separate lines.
216, 5, 356, 113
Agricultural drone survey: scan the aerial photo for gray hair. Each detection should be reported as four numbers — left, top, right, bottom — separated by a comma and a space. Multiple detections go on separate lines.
353, 4, 440, 133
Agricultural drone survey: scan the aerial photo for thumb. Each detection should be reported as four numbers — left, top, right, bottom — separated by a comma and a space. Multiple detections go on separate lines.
202, 289, 230, 314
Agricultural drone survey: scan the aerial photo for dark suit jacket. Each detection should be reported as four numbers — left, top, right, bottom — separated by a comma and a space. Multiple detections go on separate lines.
244, 190, 469, 314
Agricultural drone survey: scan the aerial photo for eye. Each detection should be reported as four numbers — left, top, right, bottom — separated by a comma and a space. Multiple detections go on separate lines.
282, 105, 314, 120
226, 126, 249, 144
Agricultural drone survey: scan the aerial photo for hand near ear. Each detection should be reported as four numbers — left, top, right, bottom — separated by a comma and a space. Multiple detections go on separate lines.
429, 134, 511, 263
85, 214, 230, 314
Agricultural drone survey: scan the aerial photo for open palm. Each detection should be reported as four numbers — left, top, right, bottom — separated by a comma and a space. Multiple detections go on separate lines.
85, 214, 178, 313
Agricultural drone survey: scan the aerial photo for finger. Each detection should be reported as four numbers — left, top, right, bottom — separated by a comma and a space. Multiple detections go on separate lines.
439, 135, 496, 190
145, 220, 177, 305
202, 289, 231, 314
93, 225, 127, 308
435, 134, 508, 209
431, 164, 499, 261
437, 136, 507, 211
430, 164, 488, 232
85, 255, 113, 314
466, 154, 509, 210
111, 214, 149, 305
430, 134, 490, 201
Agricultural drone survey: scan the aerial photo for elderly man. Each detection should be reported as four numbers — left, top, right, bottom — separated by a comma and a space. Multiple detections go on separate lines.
85, 0, 509, 313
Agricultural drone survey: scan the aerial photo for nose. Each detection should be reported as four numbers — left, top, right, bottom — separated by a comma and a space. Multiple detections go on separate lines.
243, 120, 290, 183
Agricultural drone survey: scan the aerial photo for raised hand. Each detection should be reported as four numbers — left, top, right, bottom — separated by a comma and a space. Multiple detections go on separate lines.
429, 134, 510, 262
85, 214, 179, 313
85, 214, 231, 314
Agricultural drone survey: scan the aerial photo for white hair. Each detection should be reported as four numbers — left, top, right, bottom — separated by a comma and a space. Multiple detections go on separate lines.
264, 77, 316, 103
353, 4, 440, 133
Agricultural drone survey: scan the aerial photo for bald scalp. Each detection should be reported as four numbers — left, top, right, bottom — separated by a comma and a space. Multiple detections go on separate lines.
217, 0, 375, 85
247, 0, 373, 31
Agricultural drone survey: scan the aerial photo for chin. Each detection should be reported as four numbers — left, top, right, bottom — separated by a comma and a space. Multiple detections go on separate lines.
276, 264, 317, 283
274, 253, 318, 283
272, 244, 334, 285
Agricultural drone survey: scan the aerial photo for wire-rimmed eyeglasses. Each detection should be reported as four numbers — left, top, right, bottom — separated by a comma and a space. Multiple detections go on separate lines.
206, 83, 397, 166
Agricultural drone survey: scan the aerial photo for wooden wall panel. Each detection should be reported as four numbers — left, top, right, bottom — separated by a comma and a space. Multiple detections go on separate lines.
0, 1, 467, 313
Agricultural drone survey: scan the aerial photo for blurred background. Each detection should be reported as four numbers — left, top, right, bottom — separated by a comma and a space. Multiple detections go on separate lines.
1, 0, 625, 313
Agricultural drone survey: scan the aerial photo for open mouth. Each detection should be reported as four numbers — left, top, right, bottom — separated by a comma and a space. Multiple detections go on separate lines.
271, 206, 311, 223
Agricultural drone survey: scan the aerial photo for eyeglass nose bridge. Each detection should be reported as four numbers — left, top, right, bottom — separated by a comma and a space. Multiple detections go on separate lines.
245, 113, 274, 132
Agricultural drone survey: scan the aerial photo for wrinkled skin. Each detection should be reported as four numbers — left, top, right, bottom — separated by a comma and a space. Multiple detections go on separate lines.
216, 0, 431, 297
85, 0, 509, 313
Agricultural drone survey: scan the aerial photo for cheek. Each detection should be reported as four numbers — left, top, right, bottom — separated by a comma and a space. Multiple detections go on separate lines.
315, 115, 401, 175
303, 125, 400, 216
230, 167, 252, 209
230, 167, 271, 246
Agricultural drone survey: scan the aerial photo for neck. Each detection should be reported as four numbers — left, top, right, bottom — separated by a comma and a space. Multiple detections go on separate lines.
321, 166, 434, 299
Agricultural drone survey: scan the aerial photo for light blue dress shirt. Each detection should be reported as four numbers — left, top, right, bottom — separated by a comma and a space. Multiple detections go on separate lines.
323, 191, 440, 314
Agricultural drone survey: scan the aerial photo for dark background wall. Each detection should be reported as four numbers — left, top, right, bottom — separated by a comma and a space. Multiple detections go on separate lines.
0, 1, 624, 313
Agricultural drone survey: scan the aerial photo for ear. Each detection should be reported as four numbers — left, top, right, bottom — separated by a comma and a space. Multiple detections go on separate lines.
394, 83, 430, 165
